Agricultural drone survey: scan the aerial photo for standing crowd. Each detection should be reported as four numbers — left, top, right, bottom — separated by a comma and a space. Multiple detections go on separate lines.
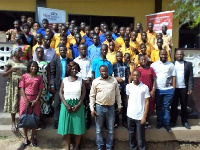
2, 15, 194, 150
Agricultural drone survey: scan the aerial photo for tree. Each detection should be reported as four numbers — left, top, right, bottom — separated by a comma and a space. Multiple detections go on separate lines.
170, 0, 200, 28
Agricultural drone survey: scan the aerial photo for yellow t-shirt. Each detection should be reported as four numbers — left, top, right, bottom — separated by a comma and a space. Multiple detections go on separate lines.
119, 45, 136, 60
136, 33, 142, 44
51, 33, 62, 49
102, 40, 118, 52
129, 40, 139, 50
115, 36, 124, 49
106, 51, 117, 64
150, 49, 171, 63
55, 47, 73, 59
147, 30, 157, 46
67, 34, 85, 48
80, 31, 86, 37
139, 42, 154, 56
32, 43, 43, 55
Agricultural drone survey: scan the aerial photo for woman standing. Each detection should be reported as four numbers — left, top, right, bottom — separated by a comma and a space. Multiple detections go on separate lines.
35, 47, 51, 116
19, 61, 43, 147
58, 61, 86, 150
14, 33, 32, 61
2, 47, 27, 132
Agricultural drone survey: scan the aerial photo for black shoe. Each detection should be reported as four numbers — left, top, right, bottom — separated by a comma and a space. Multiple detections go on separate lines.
156, 124, 163, 129
182, 122, 191, 129
163, 125, 172, 133
54, 122, 58, 129
170, 122, 176, 127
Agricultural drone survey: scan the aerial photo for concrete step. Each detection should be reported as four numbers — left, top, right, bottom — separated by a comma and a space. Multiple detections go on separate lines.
1, 113, 200, 143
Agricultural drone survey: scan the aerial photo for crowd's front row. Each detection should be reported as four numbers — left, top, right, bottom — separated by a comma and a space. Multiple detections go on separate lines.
2, 44, 193, 150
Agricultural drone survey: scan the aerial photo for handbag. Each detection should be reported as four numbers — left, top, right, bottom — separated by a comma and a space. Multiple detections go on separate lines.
17, 106, 39, 128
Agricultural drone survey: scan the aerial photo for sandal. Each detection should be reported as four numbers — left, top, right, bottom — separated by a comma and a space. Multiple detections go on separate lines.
114, 124, 118, 128
31, 136, 37, 147
145, 122, 151, 129
23, 138, 30, 148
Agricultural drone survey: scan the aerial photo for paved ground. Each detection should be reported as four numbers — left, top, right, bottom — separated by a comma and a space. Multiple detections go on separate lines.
0, 76, 7, 112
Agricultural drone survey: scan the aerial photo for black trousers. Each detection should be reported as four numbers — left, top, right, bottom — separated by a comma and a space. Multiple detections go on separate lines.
127, 117, 145, 150
84, 88, 91, 129
115, 91, 127, 125
170, 88, 188, 124
53, 91, 61, 123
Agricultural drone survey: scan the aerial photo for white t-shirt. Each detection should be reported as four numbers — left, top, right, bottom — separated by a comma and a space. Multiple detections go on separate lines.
126, 82, 150, 120
175, 61, 186, 88
151, 60, 176, 90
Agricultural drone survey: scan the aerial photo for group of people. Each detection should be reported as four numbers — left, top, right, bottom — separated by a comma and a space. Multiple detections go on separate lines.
2, 15, 194, 150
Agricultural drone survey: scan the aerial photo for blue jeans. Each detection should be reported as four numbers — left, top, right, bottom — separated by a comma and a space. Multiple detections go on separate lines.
156, 88, 175, 125
95, 104, 115, 150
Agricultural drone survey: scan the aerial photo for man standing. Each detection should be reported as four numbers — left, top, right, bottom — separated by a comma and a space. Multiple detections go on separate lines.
33, 34, 56, 62
151, 49, 176, 132
90, 65, 122, 150
170, 50, 193, 129
50, 44, 72, 129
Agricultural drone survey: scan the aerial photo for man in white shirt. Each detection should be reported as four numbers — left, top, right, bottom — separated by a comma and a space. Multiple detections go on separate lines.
126, 70, 150, 150
33, 34, 56, 62
74, 43, 92, 129
170, 50, 193, 129
151, 49, 176, 133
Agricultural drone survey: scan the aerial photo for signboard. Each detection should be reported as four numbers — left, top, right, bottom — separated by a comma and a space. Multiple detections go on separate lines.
181, 49, 200, 77
146, 11, 174, 36
37, 7, 66, 24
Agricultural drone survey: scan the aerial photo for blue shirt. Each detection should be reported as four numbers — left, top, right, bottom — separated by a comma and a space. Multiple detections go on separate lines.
83, 35, 93, 48
112, 33, 120, 41
65, 29, 70, 37
99, 33, 106, 44
92, 57, 113, 79
70, 44, 80, 59
37, 27, 54, 38
60, 56, 67, 79
87, 44, 101, 63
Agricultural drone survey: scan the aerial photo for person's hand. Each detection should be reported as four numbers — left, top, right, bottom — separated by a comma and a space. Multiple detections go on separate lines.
72, 104, 81, 112
116, 77, 123, 83
116, 108, 121, 114
25, 99, 30, 107
11, 68, 18, 72
150, 90, 155, 98
91, 110, 98, 118
66, 105, 72, 112
187, 90, 193, 95
31, 100, 38, 106
140, 117, 146, 124
50, 87, 55, 94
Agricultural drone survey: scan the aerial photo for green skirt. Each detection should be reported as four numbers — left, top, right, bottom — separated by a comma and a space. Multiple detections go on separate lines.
58, 99, 86, 135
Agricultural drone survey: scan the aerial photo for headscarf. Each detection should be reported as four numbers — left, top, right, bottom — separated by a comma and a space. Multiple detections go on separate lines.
11, 46, 21, 56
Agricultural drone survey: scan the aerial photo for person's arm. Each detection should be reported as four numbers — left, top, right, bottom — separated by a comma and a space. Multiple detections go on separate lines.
126, 95, 129, 107
172, 76, 176, 89
31, 88, 43, 107
27, 46, 32, 61
141, 98, 149, 124
20, 88, 30, 107
72, 80, 86, 112
187, 62, 194, 95
150, 76, 156, 98
115, 81, 122, 114
59, 80, 72, 112
2, 66, 18, 77
32, 76, 44, 106
89, 80, 98, 117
